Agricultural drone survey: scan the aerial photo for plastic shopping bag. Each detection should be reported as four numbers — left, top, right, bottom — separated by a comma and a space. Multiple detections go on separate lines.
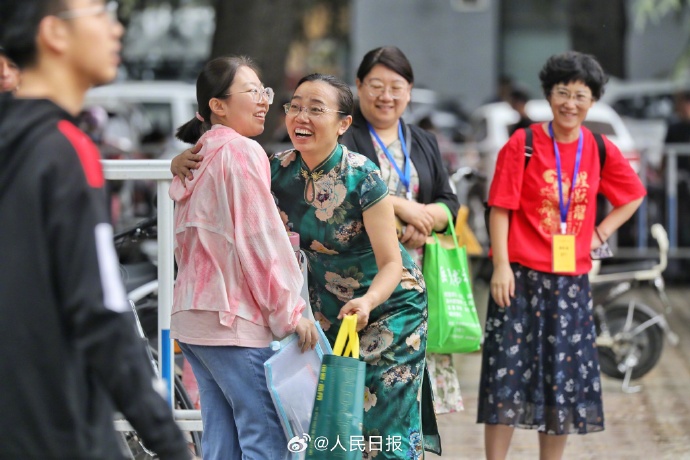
264, 322, 332, 445
424, 204, 482, 353
305, 315, 366, 460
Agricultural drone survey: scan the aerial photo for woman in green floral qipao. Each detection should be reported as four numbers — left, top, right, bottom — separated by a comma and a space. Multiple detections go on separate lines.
273, 74, 430, 459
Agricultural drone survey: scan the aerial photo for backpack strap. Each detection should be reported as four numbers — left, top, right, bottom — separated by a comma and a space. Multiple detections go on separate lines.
523, 127, 533, 169
525, 128, 606, 175
593, 133, 606, 176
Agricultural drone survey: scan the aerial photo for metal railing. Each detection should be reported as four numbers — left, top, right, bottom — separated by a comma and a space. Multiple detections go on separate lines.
102, 159, 202, 432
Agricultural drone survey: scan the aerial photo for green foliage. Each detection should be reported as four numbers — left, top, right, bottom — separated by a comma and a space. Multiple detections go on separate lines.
632, 0, 689, 30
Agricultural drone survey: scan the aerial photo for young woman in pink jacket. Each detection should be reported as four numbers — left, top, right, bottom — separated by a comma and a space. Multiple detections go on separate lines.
169, 56, 318, 460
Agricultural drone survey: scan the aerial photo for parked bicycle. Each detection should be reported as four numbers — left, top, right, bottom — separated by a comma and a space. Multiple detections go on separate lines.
114, 218, 202, 459
590, 223, 679, 393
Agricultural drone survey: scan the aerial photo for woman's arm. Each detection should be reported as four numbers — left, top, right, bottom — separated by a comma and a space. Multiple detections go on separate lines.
389, 195, 434, 249
591, 197, 644, 249
425, 202, 451, 231
170, 144, 203, 184
489, 206, 514, 307
393, 128, 459, 246
338, 196, 403, 331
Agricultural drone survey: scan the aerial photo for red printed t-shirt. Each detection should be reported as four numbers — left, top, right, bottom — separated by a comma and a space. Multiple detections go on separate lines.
488, 123, 646, 275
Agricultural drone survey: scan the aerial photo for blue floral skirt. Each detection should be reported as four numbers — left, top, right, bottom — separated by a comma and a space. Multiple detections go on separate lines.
477, 263, 605, 435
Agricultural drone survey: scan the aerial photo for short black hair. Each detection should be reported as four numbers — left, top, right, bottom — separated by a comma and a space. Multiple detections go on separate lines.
538, 51, 608, 100
356, 46, 414, 84
0, 0, 67, 69
294, 73, 354, 117
510, 87, 530, 104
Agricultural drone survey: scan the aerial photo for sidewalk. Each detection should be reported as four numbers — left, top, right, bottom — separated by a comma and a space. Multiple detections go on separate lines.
432, 287, 690, 459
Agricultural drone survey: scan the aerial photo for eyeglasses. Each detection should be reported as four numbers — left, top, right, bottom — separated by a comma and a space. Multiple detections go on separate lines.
283, 103, 346, 118
55, 1, 118, 23
551, 87, 593, 107
363, 81, 408, 100
225, 87, 274, 104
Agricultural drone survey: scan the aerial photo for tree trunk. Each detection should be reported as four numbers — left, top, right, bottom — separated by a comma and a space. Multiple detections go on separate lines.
569, 0, 627, 78
211, 0, 307, 144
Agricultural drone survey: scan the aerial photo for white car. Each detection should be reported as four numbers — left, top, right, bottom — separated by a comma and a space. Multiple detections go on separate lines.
600, 77, 690, 168
85, 81, 197, 159
470, 100, 639, 183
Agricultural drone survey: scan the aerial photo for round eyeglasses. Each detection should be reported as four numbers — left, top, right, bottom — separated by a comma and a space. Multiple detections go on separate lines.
283, 103, 347, 118
225, 87, 274, 104
363, 81, 408, 100
551, 88, 592, 107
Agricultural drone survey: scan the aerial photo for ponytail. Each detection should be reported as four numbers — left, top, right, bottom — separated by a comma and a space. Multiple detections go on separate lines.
176, 117, 207, 144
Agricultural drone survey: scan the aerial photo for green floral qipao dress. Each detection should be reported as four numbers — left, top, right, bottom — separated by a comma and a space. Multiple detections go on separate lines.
270, 144, 430, 459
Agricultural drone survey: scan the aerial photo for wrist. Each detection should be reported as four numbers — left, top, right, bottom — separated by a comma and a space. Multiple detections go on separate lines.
595, 226, 607, 243
492, 258, 510, 269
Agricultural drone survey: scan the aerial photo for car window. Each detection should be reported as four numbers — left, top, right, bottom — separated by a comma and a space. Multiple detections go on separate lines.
581, 121, 615, 136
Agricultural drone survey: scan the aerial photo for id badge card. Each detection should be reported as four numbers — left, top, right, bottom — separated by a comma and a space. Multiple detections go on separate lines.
552, 233, 576, 273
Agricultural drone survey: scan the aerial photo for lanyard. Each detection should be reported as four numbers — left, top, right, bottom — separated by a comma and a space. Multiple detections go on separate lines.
548, 122, 583, 234
367, 121, 412, 200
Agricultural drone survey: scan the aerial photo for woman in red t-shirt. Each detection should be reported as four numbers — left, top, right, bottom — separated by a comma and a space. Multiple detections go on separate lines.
477, 51, 646, 460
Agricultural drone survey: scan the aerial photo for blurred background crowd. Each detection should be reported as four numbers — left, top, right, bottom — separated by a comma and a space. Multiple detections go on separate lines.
40, 0, 690, 281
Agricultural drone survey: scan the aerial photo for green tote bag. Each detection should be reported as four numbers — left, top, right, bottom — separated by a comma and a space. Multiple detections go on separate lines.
305, 314, 366, 459
423, 204, 482, 354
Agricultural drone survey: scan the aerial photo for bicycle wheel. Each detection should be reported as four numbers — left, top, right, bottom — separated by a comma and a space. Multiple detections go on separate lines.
120, 349, 202, 459
596, 302, 664, 380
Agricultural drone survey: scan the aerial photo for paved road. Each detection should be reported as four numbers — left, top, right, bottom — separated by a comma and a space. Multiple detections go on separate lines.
432, 287, 690, 459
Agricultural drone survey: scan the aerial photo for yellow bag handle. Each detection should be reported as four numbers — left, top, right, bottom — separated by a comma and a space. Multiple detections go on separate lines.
332, 314, 359, 359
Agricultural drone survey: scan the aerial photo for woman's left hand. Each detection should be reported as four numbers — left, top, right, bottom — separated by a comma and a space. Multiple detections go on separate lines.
338, 298, 373, 331
400, 224, 427, 249
394, 198, 435, 236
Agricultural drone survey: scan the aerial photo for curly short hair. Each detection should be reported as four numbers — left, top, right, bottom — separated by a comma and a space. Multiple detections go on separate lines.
538, 51, 608, 101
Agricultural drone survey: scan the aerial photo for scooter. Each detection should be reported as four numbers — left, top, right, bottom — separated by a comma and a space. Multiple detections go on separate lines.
115, 216, 159, 342
589, 223, 679, 393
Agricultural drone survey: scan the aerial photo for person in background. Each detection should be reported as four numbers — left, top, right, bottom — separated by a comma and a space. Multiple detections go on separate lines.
664, 90, 690, 145
418, 115, 461, 174
486, 74, 515, 104
508, 87, 533, 135
343, 46, 461, 423
0, 1, 190, 459
663, 90, 690, 265
478, 51, 646, 460
170, 56, 318, 460
0, 46, 20, 93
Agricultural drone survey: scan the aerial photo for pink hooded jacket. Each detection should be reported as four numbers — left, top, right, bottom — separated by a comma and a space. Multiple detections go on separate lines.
169, 125, 305, 338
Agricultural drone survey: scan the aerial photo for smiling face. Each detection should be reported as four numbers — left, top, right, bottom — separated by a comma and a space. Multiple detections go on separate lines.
286, 80, 352, 158
212, 65, 268, 138
355, 64, 411, 130
547, 80, 594, 134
